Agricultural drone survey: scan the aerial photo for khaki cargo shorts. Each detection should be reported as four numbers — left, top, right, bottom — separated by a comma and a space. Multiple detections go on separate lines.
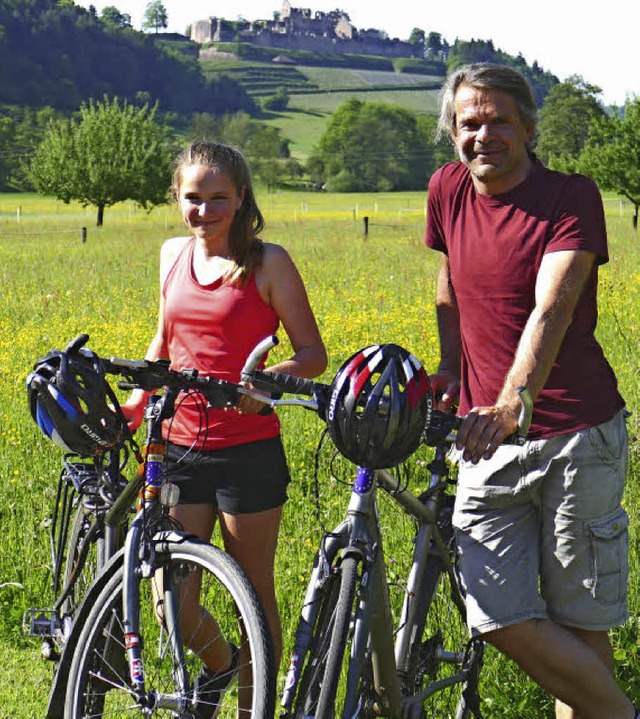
453, 409, 630, 637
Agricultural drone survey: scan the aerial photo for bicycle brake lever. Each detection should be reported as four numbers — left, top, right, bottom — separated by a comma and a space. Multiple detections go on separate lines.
513, 386, 533, 445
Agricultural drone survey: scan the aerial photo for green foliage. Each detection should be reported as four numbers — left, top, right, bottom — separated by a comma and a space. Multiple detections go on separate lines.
0, 0, 253, 116
100, 5, 132, 28
446, 39, 558, 106
578, 97, 640, 228
307, 99, 445, 192
536, 76, 606, 172
262, 87, 290, 112
142, 0, 168, 33
216, 42, 397, 72
185, 111, 291, 190
425, 32, 449, 62
28, 96, 173, 225
408, 28, 425, 46
392, 57, 446, 75
0, 104, 62, 191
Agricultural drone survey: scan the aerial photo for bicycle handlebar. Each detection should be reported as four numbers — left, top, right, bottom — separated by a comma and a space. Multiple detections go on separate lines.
61, 333, 532, 449
244, 365, 533, 449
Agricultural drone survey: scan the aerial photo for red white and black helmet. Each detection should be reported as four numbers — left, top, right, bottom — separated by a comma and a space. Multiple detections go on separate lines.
27, 337, 127, 457
326, 344, 432, 469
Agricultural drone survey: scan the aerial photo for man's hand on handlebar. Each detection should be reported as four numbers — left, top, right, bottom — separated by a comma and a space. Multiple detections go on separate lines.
456, 403, 520, 464
429, 369, 460, 413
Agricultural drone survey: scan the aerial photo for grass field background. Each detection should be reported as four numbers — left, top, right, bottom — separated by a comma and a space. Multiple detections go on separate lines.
0, 190, 637, 717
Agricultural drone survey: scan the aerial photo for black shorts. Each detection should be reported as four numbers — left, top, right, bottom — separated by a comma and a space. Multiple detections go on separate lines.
165, 436, 290, 514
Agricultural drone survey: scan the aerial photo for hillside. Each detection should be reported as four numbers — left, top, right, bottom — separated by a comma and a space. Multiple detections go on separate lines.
200, 55, 444, 159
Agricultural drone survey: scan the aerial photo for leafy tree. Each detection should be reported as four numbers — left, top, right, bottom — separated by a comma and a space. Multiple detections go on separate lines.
100, 6, 132, 28
446, 39, 558, 106
262, 87, 290, 112
536, 76, 605, 172
0, 104, 61, 190
142, 0, 168, 33
187, 112, 221, 141
214, 112, 291, 190
307, 99, 438, 192
28, 96, 173, 226
425, 31, 447, 60
578, 97, 640, 230
0, 0, 250, 116
409, 28, 425, 46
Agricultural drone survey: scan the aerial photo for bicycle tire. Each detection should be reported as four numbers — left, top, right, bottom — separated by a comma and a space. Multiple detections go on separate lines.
402, 553, 484, 719
60, 501, 104, 617
64, 538, 276, 719
291, 556, 360, 719
315, 556, 359, 719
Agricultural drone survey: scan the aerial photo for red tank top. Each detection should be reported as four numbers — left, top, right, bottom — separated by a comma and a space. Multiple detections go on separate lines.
162, 238, 280, 449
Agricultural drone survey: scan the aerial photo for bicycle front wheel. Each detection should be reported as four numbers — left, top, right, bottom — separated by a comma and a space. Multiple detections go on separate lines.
292, 556, 366, 719
403, 554, 484, 719
64, 538, 276, 718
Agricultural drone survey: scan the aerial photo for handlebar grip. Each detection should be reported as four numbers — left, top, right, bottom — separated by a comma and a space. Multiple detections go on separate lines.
64, 334, 90, 354
250, 370, 318, 397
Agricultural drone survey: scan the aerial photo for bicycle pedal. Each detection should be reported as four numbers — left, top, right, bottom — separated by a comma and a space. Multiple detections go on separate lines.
23, 608, 61, 638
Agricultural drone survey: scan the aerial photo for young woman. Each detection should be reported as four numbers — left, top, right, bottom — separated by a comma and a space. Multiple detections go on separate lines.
122, 140, 327, 717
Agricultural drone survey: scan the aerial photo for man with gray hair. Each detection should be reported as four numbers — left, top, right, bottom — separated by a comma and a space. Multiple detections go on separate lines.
426, 62, 636, 718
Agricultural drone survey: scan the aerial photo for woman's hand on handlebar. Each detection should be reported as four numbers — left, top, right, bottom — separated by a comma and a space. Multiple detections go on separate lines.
119, 390, 149, 432
235, 381, 271, 415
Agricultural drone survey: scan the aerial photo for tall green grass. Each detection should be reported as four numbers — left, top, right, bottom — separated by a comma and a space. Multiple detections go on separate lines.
0, 192, 637, 717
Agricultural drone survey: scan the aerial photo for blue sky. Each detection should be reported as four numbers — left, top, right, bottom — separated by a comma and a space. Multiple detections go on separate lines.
75, 0, 637, 106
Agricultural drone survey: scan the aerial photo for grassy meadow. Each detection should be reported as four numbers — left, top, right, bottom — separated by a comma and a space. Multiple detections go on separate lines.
0, 190, 638, 717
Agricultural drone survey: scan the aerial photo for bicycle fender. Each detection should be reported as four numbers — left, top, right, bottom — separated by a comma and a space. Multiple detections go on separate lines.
45, 548, 126, 719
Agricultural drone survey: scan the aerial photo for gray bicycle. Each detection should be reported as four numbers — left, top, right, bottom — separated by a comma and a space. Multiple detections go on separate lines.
242, 340, 533, 719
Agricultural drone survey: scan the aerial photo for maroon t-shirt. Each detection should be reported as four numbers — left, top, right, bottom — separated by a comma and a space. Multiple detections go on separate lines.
425, 159, 624, 439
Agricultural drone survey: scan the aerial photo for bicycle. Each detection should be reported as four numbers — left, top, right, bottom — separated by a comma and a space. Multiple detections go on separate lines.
25, 338, 137, 718
238, 340, 533, 719
29, 333, 278, 719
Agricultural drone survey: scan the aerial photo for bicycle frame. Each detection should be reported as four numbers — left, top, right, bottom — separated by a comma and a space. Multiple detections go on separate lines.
281, 443, 467, 718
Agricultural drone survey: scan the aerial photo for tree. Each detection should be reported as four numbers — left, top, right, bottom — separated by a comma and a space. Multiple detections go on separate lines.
215, 112, 291, 190
578, 97, 640, 230
425, 31, 447, 60
409, 28, 425, 46
28, 96, 173, 226
100, 6, 132, 28
142, 0, 168, 33
536, 76, 606, 172
262, 87, 290, 112
307, 99, 437, 192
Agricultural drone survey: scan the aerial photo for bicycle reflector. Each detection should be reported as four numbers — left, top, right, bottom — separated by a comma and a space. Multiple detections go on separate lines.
327, 344, 433, 469
27, 343, 127, 457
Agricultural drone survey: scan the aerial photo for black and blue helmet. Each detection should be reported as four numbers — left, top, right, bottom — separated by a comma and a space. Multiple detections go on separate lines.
27, 338, 126, 456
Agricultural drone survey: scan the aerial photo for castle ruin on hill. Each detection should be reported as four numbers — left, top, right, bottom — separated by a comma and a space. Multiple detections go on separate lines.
190, 0, 419, 59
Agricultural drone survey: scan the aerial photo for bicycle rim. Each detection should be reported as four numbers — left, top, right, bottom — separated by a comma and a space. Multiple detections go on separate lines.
404, 557, 484, 719
65, 539, 276, 718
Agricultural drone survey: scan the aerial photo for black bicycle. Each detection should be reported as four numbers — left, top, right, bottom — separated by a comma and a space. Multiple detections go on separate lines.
29, 334, 278, 719
25, 335, 136, 719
